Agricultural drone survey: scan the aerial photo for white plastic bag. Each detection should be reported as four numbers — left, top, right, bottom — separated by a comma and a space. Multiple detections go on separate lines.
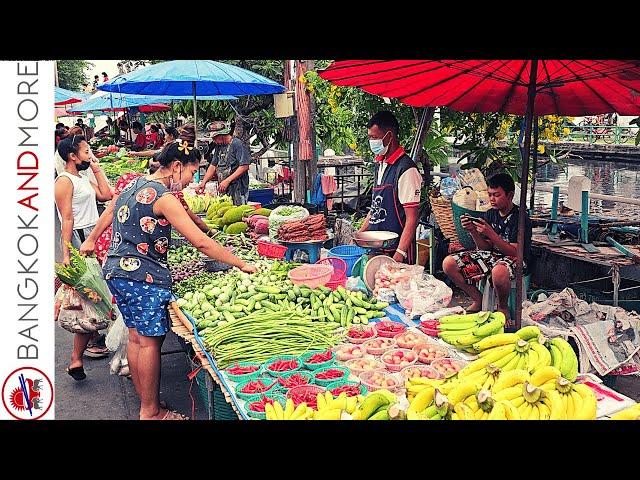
106, 306, 129, 375
394, 274, 452, 319
269, 205, 309, 240
56, 284, 111, 334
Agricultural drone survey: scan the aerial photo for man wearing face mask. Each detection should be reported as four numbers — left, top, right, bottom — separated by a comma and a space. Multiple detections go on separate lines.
358, 111, 422, 264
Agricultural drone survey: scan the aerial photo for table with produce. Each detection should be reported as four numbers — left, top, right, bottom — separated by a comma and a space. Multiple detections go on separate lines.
167, 199, 637, 421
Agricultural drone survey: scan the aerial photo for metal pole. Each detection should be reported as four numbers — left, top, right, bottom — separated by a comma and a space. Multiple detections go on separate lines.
581, 190, 590, 243
192, 81, 198, 149
550, 185, 559, 237
514, 59, 539, 330
529, 116, 539, 213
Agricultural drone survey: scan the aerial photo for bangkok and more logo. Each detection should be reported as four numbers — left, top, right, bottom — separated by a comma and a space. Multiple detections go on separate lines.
2, 367, 53, 420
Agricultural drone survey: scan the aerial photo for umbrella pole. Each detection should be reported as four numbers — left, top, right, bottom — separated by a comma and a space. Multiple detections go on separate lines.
193, 81, 198, 148
529, 117, 539, 213
514, 60, 538, 330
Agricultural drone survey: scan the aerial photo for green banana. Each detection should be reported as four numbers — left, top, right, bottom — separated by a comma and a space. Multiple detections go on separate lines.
516, 325, 541, 341
354, 393, 390, 420
550, 337, 578, 382
473, 317, 505, 337
529, 342, 552, 372
548, 342, 563, 370
455, 333, 484, 347
472, 333, 520, 352
439, 313, 480, 324
438, 322, 482, 331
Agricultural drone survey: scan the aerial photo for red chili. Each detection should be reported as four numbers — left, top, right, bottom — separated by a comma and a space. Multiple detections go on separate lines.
228, 364, 259, 375
308, 351, 332, 363
315, 369, 344, 380
330, 385, 361, 397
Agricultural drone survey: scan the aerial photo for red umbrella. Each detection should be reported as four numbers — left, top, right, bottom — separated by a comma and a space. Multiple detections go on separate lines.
138, 103, 171, 113
319, 60, 640, 115
319, 59, 640, 328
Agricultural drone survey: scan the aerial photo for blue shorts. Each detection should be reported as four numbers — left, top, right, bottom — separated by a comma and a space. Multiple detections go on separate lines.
107, 278, 172, 337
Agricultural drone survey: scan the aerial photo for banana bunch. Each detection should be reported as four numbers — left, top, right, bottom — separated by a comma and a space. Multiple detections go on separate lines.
407, 387, 453, 420
351, 390, 398, 420
438, 311, 506, 353
314, 391, 363, 420
453, 388, 521, 420
546, 337, 579, 381
610, 403, 640, 420
265, 398, 314, 420
536, 369, 597, 420
488, 368, 566, 420
405, 376, 458, 402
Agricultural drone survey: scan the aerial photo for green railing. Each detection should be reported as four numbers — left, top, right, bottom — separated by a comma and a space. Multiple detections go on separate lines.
507, 124, 639, 145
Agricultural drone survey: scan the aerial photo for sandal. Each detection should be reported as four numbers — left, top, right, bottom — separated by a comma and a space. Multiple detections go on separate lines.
161, 409, 189, 420
84, 345, 110, 359
66, 366, 86, 381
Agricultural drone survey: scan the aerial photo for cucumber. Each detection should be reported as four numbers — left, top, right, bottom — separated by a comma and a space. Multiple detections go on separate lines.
222, 311, 235, 323
256, 286, 281, 294
287, 290, 296, 301
325, 306, 335, 322
254, 293, 269, 301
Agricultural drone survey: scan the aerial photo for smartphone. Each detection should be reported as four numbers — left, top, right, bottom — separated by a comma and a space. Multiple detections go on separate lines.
463, 214, 483, 224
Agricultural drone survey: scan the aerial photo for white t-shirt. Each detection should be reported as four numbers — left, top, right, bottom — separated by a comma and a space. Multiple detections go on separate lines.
376, 162, 422, 207
55, 172, 99, 229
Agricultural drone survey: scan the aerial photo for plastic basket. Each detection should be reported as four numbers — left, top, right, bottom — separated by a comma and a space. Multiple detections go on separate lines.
235, 376, 280, 402
316, 257, 348, 290
288, 264, 333, 289
328, 245, 366, 277
326, 380, 368, 397
257, 240, 288, 259
300, 350, 336, 370
245, 393, 286, 420
312, 365, 350, 386
277, 370, 316, 390
286, 385, 325, 410
224, 362, 263, 383
190, 355, 237, 420
359, 370, 401, 392
264, 355, 302, 377
248, 187, 275, 206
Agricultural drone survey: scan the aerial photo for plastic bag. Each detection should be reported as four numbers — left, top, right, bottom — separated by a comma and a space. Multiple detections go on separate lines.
268, 205, 309, 240
439, 176, 461, 200
373, 263, 424, 297
394, 274, 453, 319
56, 284, 111, 334
106, 306, 129, 375
458, 168, 488, 192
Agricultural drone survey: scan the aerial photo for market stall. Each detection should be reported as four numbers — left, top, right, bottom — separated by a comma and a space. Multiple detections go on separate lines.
162, 199, 638, 420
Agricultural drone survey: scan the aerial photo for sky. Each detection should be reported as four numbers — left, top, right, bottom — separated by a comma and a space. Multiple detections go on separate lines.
84, 60, 120, 81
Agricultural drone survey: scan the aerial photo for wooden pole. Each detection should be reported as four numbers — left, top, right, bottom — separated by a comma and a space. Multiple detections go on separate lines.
529, 117, 539, 213
514, 60, 539, 330
293, 60, 314, 203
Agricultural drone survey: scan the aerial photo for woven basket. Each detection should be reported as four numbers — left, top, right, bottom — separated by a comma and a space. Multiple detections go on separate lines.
430, 195, 459, 242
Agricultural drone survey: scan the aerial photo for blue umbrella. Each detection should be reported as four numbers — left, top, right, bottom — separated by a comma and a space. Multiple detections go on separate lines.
97, 60, 285, 145
68, 91, 237, 113
55, 86, 91, 106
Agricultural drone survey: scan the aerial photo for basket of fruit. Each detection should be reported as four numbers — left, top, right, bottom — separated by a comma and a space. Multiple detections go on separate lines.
412, 342, 450, 364
300, 349, 335, 370
418, 319, 440, 337
346, 324, 377, 344
400, 364, 443, 381
381, 348, 418, 372
333, 344, 366, 361
431, 358, 467, 378
374, 320, 407, 338
345, 357, 385, 375
393, 330, 431, 349
312, 365, 350, 386
362, 337, 397, 356
359, 370, 401, 392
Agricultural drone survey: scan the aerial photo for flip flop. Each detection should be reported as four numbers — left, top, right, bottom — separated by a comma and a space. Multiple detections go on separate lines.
66, 366, 86, 381
161, 409, 189, 420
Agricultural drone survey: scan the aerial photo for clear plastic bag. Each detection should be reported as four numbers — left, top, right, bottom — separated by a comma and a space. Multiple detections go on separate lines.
394, 274, 453, 319
56, 284, 111, 334
373, 263, 424, 296
268, 205, 309, 240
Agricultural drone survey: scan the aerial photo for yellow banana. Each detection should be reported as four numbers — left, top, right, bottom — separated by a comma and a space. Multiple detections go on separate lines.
542, 390, 566, 420
493, 369, 529, 393
481, 374, 495, 392
273, 401, 285, 420
473, 333, 520, 351
538, 401, 551, 420
474, 407, 485, 420
409, 386, 435, 412
315, 408, 342, 420
407, 383, 434, 394
501, 400, 521, 420
448, 381, 480, 405
453, 402, 476, 420
573, 384, 597, 420
529, 342, 552, 372
502, 352, 522, 371
481, 411, 490, 420
284, 398, 295, 419
316, 392, 326, 411
529, 404, 540, 420
494, 385, 524, 402
488, 401, 507, 420
511, 396, 526, 408
611, 405, 640, 420
409, 377, 445, 386
565, 393, 575, 419
493, 351, 519, 369
520, 402, 533, 420
345, 396, 358, 414
530, 366, 562, 387
325, 391, 334, 405
289, 402, 308, 420
515, 353, 529, 371
478, 343, 517, 359
265, 402, 276, 420
526, 348, 539, 372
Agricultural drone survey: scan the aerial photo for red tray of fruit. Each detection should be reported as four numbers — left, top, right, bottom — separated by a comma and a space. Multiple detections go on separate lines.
418, 319, 440, 337
346, 325, 377, 344
375, 320, 407, 338
413, 342, 450, 364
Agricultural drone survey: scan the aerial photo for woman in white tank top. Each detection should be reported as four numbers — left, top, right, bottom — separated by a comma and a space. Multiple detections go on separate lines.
55, 135, 113, 381
55, 135, 113, 265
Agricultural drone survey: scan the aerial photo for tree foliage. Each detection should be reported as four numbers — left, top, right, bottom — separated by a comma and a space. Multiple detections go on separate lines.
57, 60, 93, 91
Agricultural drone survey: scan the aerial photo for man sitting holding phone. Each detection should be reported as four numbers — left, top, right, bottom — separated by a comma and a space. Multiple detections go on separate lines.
442, 173, 532, 325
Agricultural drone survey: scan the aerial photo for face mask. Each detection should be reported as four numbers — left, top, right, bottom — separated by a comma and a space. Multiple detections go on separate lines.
369, 131, 390, 156
77, 160, 91, 171
169, 165, 183, 192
